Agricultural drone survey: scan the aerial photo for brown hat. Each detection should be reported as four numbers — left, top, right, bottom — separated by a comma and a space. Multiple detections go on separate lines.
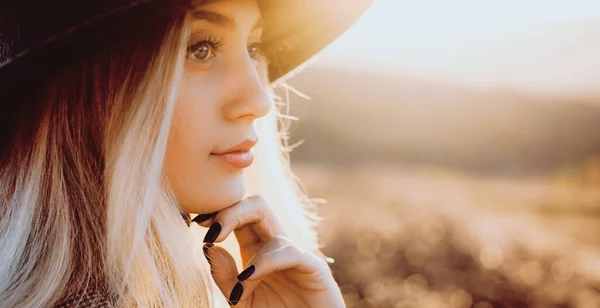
0, 0, 372, 94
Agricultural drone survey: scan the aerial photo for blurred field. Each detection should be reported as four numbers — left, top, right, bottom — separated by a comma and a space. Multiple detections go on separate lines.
293, 162, 600, 308
284, 67, 600, 307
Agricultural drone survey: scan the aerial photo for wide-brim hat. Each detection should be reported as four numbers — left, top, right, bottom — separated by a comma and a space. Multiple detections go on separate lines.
0, 0, 372, 96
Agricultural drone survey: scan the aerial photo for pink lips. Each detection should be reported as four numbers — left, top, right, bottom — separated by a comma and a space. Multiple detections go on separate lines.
212, 150, 255, 169
210, 139, 257, 169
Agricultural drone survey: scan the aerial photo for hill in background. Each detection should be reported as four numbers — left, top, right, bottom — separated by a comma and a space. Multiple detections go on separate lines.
282, 67, 600, 176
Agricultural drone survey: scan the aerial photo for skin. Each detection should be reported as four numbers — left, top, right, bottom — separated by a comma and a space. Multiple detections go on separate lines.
164, 0, 271, 215
198, 196, 346, 307
163, 0, 346, 306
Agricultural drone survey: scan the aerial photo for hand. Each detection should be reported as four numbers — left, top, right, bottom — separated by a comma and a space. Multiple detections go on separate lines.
192, 195, 345, 307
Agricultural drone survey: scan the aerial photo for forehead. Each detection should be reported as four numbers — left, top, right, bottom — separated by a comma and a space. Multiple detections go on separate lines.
189, 0, 262, 29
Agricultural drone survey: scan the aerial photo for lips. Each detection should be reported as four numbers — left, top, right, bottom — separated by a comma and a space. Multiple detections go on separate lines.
212, 150, 255, 169
210, 139, 258, 169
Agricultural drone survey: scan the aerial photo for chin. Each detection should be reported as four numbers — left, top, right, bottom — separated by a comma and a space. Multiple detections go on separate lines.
181, 177, 246, 214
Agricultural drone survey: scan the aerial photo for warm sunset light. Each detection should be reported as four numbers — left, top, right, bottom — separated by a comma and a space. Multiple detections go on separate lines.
279, 1, 600, 307
317, 0, 600, 95
6, 0, 600, 307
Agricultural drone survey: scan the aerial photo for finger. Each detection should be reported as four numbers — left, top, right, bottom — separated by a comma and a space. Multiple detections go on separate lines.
206, 236, 294, 306
203, 195, 285, 255
242, 235, 294, 266
247, 243, 328, 280
191, 212, 216, 227
203, 244, 240, 304
235, 242, 332, 304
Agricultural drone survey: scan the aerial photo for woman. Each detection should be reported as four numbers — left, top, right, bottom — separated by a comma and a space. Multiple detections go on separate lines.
0, 0, 371, 307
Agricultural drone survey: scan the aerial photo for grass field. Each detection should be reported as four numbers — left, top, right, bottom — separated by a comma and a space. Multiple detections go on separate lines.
292, 162, 600, 307
280, 65, 600, 307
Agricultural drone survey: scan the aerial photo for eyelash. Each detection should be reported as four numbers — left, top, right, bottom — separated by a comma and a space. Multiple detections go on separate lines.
187, 36, 223, 61
186, 36, 265, 62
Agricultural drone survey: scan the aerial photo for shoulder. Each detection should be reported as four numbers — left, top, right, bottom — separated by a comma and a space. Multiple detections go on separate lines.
53, 289, 115, 308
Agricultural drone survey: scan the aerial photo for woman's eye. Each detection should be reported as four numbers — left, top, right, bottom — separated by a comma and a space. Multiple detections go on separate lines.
247, 43, 262, 60
187, 38, 262, 62
188, 41, 218, 61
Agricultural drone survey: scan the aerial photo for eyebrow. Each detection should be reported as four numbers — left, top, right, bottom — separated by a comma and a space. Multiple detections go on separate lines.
191, 9, 264, 31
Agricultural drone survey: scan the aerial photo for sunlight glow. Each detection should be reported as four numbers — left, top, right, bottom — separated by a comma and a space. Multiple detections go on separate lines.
317, 0, 600, 95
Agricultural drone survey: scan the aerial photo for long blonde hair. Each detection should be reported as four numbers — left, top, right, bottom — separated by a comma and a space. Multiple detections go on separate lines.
0, 4, 321, 308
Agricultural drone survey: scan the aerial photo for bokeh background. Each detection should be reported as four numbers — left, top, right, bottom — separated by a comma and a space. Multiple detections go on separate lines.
281, 0, 600, 307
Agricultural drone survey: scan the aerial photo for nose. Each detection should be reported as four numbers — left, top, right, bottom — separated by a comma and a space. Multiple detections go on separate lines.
221, 55, 272, 122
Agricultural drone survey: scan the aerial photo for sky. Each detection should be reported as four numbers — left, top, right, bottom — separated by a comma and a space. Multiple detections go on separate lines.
316, 0, 600, 96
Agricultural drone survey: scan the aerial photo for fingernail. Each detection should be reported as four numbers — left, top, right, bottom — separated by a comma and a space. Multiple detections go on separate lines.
203, 243, 213, 264
192, 213, 214, 224
237, 265, 255, 281
203, 221, 221, 243
228, 282, 243, 306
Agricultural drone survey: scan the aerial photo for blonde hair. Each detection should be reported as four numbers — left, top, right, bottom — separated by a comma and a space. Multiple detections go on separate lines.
0, 4, 321, 308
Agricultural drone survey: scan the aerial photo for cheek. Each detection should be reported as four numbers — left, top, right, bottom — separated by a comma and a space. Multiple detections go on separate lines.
168, 71, 216, 163
163, 70, 246, 213
165, 74, 215, 203
170, 89, 215, 153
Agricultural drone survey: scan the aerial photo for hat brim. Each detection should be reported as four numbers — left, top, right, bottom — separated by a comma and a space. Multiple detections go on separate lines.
0, 0, 372, 95
261, 0, 373, 84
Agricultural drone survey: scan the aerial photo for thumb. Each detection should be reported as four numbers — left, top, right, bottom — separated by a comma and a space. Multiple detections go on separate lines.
203, 244, 240, 304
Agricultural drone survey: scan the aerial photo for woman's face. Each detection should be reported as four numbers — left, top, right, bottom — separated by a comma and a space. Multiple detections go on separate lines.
164, 0, 271, 214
